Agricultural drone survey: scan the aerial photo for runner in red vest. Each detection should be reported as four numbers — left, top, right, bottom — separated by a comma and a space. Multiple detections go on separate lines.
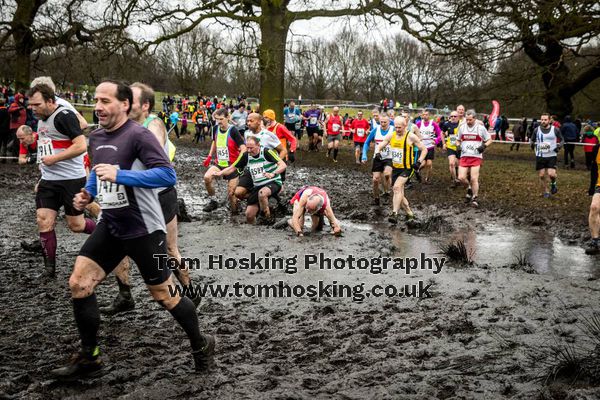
325, 106, 343, 162
288, 186, 341, 236
351, 111, 370, 164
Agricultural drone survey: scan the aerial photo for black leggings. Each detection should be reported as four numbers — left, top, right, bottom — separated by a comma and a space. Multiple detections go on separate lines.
564, 143, 575, 165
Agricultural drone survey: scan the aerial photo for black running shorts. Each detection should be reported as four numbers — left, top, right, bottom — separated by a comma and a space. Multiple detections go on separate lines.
159, 187, 178, 224
247, 182, 281, 205
35, 177, 86, 216
535, 156, 557, 171
79, 221, 170, 285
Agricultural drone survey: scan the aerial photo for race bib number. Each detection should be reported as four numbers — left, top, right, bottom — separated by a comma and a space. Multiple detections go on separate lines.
463, 143, 479, 156
538, 142, 551, 153
380, 145, 391, 158
391, 149, 404, 165
249, 165, 265, 182
309, 117, 317, 125
332, 124, 340, 132
449, 136, 457, 146
37, 137, 54, 163
357, 128, 365, 137
96, 166, 129, 209
217, 147, 230, 163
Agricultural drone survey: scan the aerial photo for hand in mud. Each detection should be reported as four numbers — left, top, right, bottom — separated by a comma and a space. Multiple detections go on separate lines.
477, 144, 486, 153
73, 188, 92, 211
94, 164, 118, 182
41, 154, 59, 166
332, 226, 342, 236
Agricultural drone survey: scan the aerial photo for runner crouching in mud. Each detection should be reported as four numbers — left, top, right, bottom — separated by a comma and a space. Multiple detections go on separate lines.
215, 136, 286, 224
288, 186, 342, 237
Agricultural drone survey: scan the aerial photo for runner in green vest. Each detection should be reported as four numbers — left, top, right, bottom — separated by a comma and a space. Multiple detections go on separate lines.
203, 107, 246, 213
216, 136, 286, 224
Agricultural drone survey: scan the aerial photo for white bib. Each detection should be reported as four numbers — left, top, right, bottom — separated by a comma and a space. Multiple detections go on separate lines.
332, 124, 340, 132
357, 128, 365, 137
96, 166, 129, 209
309, 117, 317, 125
391, 148, 403, 165
37, 137, 54, 163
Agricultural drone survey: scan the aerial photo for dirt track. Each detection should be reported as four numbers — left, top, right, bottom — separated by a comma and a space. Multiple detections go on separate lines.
0, 137, 599, 399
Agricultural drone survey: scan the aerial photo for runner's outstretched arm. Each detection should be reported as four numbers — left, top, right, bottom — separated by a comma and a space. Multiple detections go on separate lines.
116, 166, 176, 188
362, 129, 376, 161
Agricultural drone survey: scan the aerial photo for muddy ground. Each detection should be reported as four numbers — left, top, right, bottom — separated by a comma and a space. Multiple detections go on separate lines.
0, 136, 599, 400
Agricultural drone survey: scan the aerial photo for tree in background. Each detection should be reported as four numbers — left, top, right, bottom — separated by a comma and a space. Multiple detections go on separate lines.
413, 0, 600, 118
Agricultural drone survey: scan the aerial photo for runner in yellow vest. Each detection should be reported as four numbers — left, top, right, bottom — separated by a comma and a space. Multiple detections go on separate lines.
376, 116, 428, 224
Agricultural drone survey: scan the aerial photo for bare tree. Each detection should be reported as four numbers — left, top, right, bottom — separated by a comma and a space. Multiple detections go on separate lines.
0, 0, 132, 89
409, 0, 600, 118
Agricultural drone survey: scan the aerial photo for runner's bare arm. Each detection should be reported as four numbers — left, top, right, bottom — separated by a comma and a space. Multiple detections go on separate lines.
42, 135, 87, 166
75, 111, 88, 130
410, 133, 428, 163
291, 197, 307, 235
147, 118, 167, 147
324, 206, 342, 235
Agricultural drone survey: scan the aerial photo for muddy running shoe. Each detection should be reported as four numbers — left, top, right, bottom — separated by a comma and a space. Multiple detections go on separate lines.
550, 181, 558, 194
406, 213, 415, 221
465, 188, 473, 203
193, 334, 216, 372
203, 199, 219, 213
372, 197, 380, 206
100, 293, 135, 315
39, 259, 56, 279
50, 348, 103, 380
542, 192, 550, 199
585, 238, 600, 255
21, 239, 43, 253
471, 196, 479, 207
388, 212, 398, 224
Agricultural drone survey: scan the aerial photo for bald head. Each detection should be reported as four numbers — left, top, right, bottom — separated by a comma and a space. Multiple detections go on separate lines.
17, 125, 35, 146
306, 195, 324, 214
247, 112, 263, 132
394, 116, 407, 129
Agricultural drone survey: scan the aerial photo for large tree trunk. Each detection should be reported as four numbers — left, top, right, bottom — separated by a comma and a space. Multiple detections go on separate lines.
258, 4, 289, 117
10, 0, 42, 91
541, 64, 574, 120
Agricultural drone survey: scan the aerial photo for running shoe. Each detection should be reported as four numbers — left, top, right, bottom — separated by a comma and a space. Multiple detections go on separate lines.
333, 159, 338, 163
406, 213, 415, 221
388, 212, 398, 224
471, 197, 479, 207
193, 334, 216, 372
543, 192, 550, 199
584, 238, 600, 255
203, 199, 219, 212
550, 181, 558, 194
100, 293, 135, 315
50, 349, 103, 380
